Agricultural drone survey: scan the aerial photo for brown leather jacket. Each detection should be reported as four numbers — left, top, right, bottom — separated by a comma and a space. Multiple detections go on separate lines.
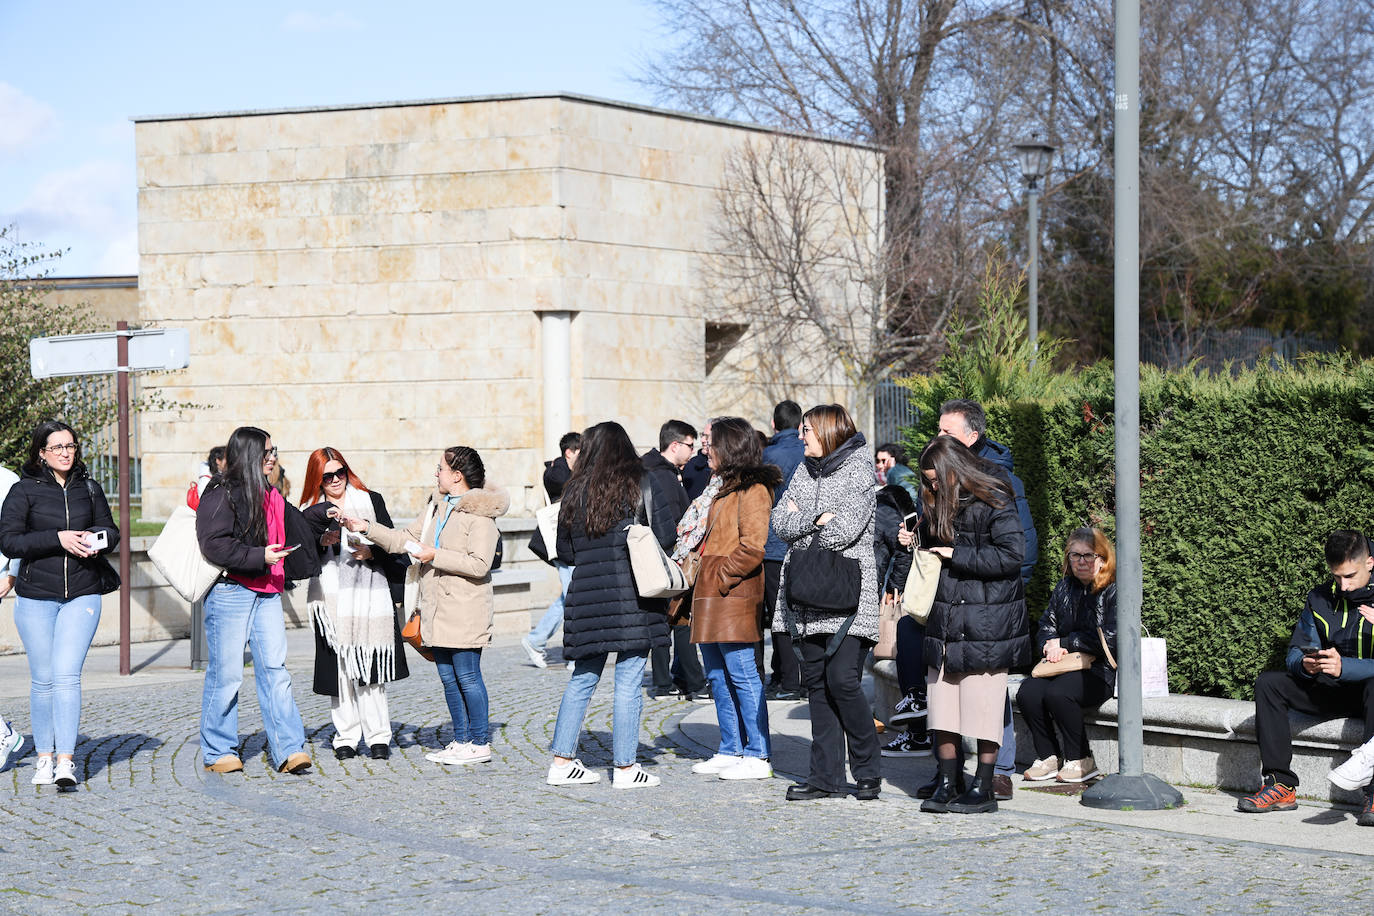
690, 465, 780, 643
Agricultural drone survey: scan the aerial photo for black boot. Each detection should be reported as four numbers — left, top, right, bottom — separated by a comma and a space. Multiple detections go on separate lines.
919, 758, 961, 813
916, 764, 966, 800
947, 761, 998, 814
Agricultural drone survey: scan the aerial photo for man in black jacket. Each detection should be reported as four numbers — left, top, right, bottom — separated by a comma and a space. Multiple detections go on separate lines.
1240, 530, 1374, 824
643, 420, 708, 700
542, 432, 582, 502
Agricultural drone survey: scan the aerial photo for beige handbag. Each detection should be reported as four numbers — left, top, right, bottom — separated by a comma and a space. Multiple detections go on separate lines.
874, 594, 901, 659
901, 528, 943, 625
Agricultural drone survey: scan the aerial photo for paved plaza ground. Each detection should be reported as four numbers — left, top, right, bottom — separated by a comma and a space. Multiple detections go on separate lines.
0, 629, 1371, 914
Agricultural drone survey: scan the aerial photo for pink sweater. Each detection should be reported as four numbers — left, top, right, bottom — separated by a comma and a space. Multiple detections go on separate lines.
228, 488, 286, 594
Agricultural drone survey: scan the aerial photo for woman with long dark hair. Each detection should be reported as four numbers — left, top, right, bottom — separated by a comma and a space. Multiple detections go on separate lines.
688, 417, 780, 781
337, 446, 507, 767
195, 426, 312, 775
917, 435, 1029, 814
300, 447, 410, 761
772, 404, 881, 801
0, 420, 120, 787
1018, 527, 1117, 784
545, 421, 675, 789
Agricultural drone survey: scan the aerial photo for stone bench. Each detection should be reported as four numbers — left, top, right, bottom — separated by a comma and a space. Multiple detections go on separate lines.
871, 660, 1366, 803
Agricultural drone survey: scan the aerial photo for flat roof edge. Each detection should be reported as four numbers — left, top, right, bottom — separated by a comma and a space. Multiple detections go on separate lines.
130, 91, 881, 152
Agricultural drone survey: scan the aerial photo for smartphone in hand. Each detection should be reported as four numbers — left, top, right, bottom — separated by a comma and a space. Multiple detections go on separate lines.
85, 530, 109, 551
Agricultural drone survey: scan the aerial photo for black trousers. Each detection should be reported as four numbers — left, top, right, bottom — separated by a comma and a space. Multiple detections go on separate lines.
763, 560, 800, 691
651, 623, 705, 693
799, 633, 881, 791
1254, 669, 1374, 788
1015, 670, 1113, 761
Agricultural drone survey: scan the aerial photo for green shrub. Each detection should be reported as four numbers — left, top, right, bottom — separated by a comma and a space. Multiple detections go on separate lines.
900, 269, 1374, 697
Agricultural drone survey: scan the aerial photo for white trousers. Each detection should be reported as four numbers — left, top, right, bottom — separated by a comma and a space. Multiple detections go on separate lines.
331, 663, 392, 748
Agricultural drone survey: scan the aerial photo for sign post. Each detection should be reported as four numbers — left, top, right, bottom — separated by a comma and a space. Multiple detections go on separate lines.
30, 326, 189, 675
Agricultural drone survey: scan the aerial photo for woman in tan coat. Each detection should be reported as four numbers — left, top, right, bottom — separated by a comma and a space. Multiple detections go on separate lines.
336, 446, 508, 767
688, 417, 781, 781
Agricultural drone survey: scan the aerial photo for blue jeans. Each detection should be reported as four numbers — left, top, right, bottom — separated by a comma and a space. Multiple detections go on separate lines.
14, 595, 102, 755
433, 648, 489, 745
699, 642, 771, 758
528, 562, 574, 649
199, 582, 306, 768
551, 651, 647, 767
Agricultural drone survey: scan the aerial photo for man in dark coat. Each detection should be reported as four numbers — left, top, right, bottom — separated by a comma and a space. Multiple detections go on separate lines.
643, 420, 707, 699
761, 400, 805, 699
936, 397, 1039, 801
542, 432, 582, 502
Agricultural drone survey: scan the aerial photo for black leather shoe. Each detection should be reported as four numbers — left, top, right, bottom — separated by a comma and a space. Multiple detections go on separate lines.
854, 777, 881, 800
369, 744, 391, 760
786, 783, 845, 801
920, 759, 963, 813
947, 772, 999, 814
333, 746, 357, 760
916, 770, 966, 799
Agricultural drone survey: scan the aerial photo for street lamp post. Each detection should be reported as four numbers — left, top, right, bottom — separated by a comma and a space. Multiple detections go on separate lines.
1013, 138, 1056, 360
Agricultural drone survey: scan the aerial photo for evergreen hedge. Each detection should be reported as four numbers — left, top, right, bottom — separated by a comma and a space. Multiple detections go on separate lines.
904, 357, 1374, 699
898, 269, 1374, 698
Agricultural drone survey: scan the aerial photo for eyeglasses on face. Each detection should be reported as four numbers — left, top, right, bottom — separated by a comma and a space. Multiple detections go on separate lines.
263, 447, 279, 459
43, 443, 78, 454
321, 468, 348, 484
1068, 551, 1101, 563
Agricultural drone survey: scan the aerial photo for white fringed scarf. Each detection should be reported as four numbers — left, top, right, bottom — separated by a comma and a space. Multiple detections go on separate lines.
308, 485, 397, 683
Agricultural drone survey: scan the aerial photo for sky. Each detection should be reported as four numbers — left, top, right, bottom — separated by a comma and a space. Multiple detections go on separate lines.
0, 1, 669, 277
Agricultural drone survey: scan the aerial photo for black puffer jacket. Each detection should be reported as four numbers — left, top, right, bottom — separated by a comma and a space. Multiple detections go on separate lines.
874, 485, 915, 594
1036, 578, 1118, 688
555, 474, 673, 660
924, 496, 1030, 674
0, 464, 120, 601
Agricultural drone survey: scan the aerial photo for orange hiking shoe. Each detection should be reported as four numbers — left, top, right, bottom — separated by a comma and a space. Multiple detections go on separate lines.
1237, 777, 1297, 813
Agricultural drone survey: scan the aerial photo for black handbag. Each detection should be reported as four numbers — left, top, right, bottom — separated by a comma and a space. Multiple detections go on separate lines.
785, 544, 861, 610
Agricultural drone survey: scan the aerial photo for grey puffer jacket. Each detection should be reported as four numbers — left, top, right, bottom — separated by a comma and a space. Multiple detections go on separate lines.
771, 433, 878, 641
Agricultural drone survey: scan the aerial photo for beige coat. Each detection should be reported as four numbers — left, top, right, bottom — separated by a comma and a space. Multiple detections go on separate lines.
365, 484, 509, 650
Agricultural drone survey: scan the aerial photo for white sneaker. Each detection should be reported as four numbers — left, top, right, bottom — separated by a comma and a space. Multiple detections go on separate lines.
54, 758, 77, 788
691, 754, 744, 775
547, 758, 601, 786
566, 660, 575, 672
1329, 737, 1374, 790
425, 741, 470, 764
0, 726, 23, 770
612, 763, 660, 789
31, 755, 55, 786
452, 743, 492, 765
718, 757, 773, 780
521, 635, 548, 669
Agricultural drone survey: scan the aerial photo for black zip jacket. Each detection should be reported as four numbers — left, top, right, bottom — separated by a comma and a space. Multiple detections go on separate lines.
197, 480, 321, 581
1036, 577, 1118, 687
0, 464, 120, 601
1285, 579, 1374, 683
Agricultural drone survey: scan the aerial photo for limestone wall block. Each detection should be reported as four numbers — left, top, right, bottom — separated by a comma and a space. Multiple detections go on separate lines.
192, 318, 283, 356
504, 133, 562, 171
331, 248, 379, 284
276, 249, 334, 286
504, 207, 563, 243
426, 102, 496, 141
438, 243, 488, 281
199, 252, 256, 286
294, 146, 348, 181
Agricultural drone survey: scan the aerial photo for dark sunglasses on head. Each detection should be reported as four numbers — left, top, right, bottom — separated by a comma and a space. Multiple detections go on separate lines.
321, 468, 349, 484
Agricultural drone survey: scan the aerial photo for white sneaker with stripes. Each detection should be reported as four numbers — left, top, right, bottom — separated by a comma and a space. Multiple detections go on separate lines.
611, 763, 660, 789
547, 758, 601, 786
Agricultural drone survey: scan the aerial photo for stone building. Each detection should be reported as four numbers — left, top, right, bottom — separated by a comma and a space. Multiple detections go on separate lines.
131, 92, 883, 521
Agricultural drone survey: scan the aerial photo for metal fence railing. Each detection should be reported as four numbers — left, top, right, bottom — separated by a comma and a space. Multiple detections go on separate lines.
1142, 326, 1337, 372
873, 379, 919, 448
69, 374, 142, 501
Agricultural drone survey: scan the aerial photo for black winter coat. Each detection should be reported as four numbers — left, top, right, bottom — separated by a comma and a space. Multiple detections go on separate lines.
874, 485, 915, 594
924, 496, 1031, 674
0, 465, 120, 601
556, 473, 673, 659
1036, 578, 1118, 688
641, 449, 690, 534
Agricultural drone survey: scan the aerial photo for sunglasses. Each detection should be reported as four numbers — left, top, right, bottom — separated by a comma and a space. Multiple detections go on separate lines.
321, 468, 349, 484
263, 447, 279, 459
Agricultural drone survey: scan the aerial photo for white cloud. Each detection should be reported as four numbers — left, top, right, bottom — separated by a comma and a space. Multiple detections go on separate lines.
8, 160, 131, 237
282, 10, 364, 32
95, 228, 139, 275
0, 82, 57, 154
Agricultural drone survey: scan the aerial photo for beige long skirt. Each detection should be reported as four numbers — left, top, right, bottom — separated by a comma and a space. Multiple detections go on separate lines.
926, 665, 1008, 744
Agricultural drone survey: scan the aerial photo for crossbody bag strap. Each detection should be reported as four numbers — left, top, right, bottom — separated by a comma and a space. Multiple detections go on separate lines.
1096, 590, 1118, 670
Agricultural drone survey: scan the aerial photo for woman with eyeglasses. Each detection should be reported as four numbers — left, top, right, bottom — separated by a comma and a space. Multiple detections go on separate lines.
772, 404, 881, 801
1017, 527, 1118, 784
335, 447, 508, 767
195, 427, 313, 776
0, 420, 120, 787
299, 448, 410, 761
917, 435, 1029, 814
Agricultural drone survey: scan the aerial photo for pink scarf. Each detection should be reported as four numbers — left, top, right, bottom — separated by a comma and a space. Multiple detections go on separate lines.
229, 488, 287, 594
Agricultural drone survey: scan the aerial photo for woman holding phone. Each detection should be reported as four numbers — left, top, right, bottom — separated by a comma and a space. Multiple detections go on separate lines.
336, 446, 507, 767
195, 426, 312, 776
0, 420, 120, 787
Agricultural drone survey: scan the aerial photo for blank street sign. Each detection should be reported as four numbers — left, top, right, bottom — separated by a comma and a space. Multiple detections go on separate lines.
30, 328, 190, 379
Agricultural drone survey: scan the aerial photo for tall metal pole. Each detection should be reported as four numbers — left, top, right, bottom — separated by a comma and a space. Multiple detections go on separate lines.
1027, 186, 1040, 362
117, 321, 132, 676
1081, 0, 1182, 811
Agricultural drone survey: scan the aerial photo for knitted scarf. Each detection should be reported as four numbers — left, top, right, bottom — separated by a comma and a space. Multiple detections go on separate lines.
672, 474, 722, 562
308, 485, 397, 682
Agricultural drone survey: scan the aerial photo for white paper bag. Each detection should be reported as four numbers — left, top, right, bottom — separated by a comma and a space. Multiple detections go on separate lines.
1141, 637, 1169, 698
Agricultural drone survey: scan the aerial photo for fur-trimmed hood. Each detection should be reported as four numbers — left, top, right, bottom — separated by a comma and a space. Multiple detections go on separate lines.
718, 464, 783, 497
429, 484, 510, 519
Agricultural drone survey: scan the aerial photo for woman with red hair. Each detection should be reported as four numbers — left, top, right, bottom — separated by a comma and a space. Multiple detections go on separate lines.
300, 447, 410, 761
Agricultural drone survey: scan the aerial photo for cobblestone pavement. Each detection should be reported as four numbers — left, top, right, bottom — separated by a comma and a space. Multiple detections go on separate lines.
0, 634, 1370, 914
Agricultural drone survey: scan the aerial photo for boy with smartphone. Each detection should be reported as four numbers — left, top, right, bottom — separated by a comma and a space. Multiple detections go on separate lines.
1238, 530, 1374, 822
